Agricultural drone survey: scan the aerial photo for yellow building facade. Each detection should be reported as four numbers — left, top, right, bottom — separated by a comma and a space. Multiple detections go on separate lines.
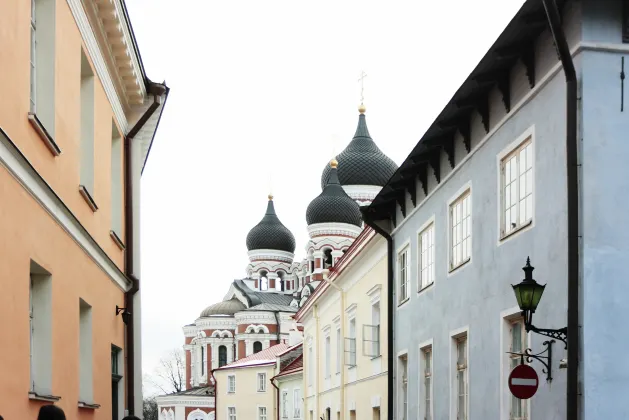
296, 228, 388, 420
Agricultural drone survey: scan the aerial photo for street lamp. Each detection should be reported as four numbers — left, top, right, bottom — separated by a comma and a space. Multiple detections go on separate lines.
511, 257, 567, 347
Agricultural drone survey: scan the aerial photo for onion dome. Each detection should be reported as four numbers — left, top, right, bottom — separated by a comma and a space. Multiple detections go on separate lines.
321, 105, 398, 189
200, 298, 246, 317
307, 159, 362, 226
246, 195, 296, 253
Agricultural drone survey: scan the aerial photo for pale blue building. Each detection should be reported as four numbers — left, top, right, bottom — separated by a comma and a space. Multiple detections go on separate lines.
363, 1, 629, 419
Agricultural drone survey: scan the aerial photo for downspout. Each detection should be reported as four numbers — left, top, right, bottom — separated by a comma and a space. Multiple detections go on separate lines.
270, 374, 280, 420
541, 2, 578, 419
124, 82, 165, 414
361, 212, 393, 420
313, 304, 321, 420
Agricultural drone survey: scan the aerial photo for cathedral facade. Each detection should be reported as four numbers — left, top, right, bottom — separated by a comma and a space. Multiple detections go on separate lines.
156, 105, 397, 420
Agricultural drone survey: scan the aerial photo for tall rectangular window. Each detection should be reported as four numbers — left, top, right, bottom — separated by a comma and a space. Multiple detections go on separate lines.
80, 49, 96, 200
325, 335, 331, 378
29, 261, 53, 396
423, 347, 432, 420
450, 190, 471, 270
257, 373, 266, 392
510, 320, 528, 420
29, 0, 56, 134
111, 123, 123, 238
419, 223, 435, 289
336, 327, 341, 373
228, 407, 236, 420
501, 139, 533, 237
363, 302, 380, 358
112, 346, 123, 420
200, 346, 206, 376
259, 407, 267, 420
79, 299, 94, 403
228, 375, 236, 393
399, 354, 408, 420
282, 391, 288, 418
308, 345, 313, 386
456, 336, 468, 420
398, 247, 409, 303
293, 389, 301, 418
345, 318, 356, 367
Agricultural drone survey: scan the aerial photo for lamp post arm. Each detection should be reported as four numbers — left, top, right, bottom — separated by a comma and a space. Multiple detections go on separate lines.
526, 324, 568, 348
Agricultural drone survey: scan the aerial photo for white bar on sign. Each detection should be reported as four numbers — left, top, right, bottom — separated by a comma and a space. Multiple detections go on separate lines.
512, 378, 537, 386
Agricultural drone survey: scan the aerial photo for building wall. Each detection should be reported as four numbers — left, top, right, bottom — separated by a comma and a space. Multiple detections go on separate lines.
277, 374, 303, 420
214, 365, 276, 420
386, 6, 593, 420
301, 233, 388, 420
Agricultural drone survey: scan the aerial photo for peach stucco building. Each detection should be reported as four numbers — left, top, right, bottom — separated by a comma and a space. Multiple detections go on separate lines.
0, 0, 168, 420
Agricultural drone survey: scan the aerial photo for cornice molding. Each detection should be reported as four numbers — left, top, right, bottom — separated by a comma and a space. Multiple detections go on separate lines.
156, 397, 215, 408
307, 223, 362, 239
248, 249, 295, 264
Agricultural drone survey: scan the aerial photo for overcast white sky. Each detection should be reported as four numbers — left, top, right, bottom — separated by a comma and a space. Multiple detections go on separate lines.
126, 0, 526, 393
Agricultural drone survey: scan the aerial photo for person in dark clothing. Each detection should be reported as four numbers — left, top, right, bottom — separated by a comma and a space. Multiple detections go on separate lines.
37, 405, 66, 420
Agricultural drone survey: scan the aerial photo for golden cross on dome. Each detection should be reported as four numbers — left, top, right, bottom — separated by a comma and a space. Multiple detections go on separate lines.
358, 70, 368, 105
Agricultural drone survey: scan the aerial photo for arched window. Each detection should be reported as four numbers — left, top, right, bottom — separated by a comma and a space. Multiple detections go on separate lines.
259, 271, 269, 291
253, 341, 263, 354
200, 345, 206, 375
277, 272, 285, 292
323, 249, 333, 268
218, 345, 227, 367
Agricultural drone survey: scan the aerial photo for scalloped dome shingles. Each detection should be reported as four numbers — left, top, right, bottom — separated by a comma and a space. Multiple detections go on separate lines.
321, 113, 398, 189
246, 198, 296, 253
307, 164, 362, 227
200, 298, 246, 318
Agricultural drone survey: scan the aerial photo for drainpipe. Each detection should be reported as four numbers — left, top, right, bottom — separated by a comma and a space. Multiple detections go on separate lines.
270, 374, 281, 420
541, 2, 579, 419
321, 271, 345, 420
124, 82, 166, 414
210, 370, 218, 418
361, 212, 393, 420
313, 304, 321, 420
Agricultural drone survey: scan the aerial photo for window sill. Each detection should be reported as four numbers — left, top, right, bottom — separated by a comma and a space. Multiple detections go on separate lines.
500, 219, 533, 241
28, 113, 61, 156
79, 185, 98, 212
418, 282, 434, 295
449, 257, 471, 274
29, 392, 61, 402
78, 401, 101, 410
370, 355, 382, 361
397, 297, 410, 308
110, 230, 125, 250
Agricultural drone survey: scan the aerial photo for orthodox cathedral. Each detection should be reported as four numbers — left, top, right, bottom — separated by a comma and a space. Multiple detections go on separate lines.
157, 105, 397, 420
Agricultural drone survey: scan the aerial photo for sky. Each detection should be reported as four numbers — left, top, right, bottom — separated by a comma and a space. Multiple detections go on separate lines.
125, 0, 526, 394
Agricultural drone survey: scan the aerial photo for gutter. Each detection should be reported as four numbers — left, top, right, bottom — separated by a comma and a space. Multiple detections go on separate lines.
270, 374, 281, 420
541, 1, 579, 419
360, 210, 393, 420
123, 81, 166, 415
313, 304, 321, 420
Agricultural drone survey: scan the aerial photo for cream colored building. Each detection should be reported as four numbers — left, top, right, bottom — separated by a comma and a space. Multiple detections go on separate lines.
295, 227, 387, 420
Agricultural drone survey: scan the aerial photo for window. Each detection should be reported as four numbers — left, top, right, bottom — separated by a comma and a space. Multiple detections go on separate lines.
200, 345, 206, 376
29, 261, 53, 396
110, 123, 123, 238
29, 0, 56, 134
345, 318, 356, 366
363, 302, 380, 357
308, 345, 313, 386
254, 341, 263, 354
336, 327, 341, 373
399, 354, 408, 420
450, 190, 471, 270
501, 139, 533, 237
282, 391, 289, 418
79, 299, 94, 403
418, 223, 435, 289
219, 345, 227, 367
325, 335, 331, 378
398, 247, 409, 303
112, 346, 123, 420
510, 320, 528, 420
257, 373, 266, 392
293, 389, 301, 418
228, 407, 236, 420
80, 49, 96, 200
30, 0, 36, 112
456, 337, 468, 420
228, 375, 236, 393
259, 407, 267, 420
423, 347, 432, 420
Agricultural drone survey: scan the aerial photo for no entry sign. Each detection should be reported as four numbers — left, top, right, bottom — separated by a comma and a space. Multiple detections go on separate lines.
508, 364, 539, 399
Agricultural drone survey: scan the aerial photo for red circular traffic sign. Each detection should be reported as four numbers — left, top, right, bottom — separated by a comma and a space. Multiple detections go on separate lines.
508, 364, 539, 400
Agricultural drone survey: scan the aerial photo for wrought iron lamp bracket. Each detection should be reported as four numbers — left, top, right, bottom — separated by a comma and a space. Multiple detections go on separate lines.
507, 339, 556, 382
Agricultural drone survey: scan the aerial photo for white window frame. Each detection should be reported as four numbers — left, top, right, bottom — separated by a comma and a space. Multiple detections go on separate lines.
509, 319, 528, 420
397, 351, 409, 420
417, 216, 435, 291
228, 407, 236, 420
335, 325, 341, 374
228, 375, 236, 393
308, 343, 314, 386
397, 242, 410, 305
498, 129, 535, 241
501, 307, 531, 420
257, 372, 266, 392
419, 340, 433, 420
293, 388, 301, 418
450, 329, 469, 420
448, 184, 472, 273
258, 406, 267, 420
324, 333, 331, 378
281, 390, 289, 418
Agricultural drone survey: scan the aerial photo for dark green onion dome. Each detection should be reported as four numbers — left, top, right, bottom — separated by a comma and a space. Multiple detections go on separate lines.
246, 195, 296, 253
307, 160, 362, 227
200, 298, 246, 317
321, 108, 398, 189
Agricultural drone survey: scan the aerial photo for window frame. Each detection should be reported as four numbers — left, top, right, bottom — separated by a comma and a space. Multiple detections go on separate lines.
293, 388, 301, 418
499, 134, 534, 240
448, 186, 472, 273
228, 407, 236, 420
397, 243, 410, 305
454, 334, 468, 420
281, 390, 289, 418
227, 375, 236, 393
420, 344, 433, 420
417, 217, 436, 292
509, 318, 528, 420
257, 372, 266, 392
398, 352, 408, 420
258, 406, 267, 420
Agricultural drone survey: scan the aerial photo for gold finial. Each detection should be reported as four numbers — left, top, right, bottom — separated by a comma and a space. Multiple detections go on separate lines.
330, 158, 338, 168
358, 103, 366, 114
268, 194, 274, 200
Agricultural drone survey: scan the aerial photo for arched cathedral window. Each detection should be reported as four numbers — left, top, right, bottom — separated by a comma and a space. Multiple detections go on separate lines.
323, 249, 333, 268
259, 270, 269, 291
218, 345, 227, 367
277, 272, 285, 292
253, 341, 262, 354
